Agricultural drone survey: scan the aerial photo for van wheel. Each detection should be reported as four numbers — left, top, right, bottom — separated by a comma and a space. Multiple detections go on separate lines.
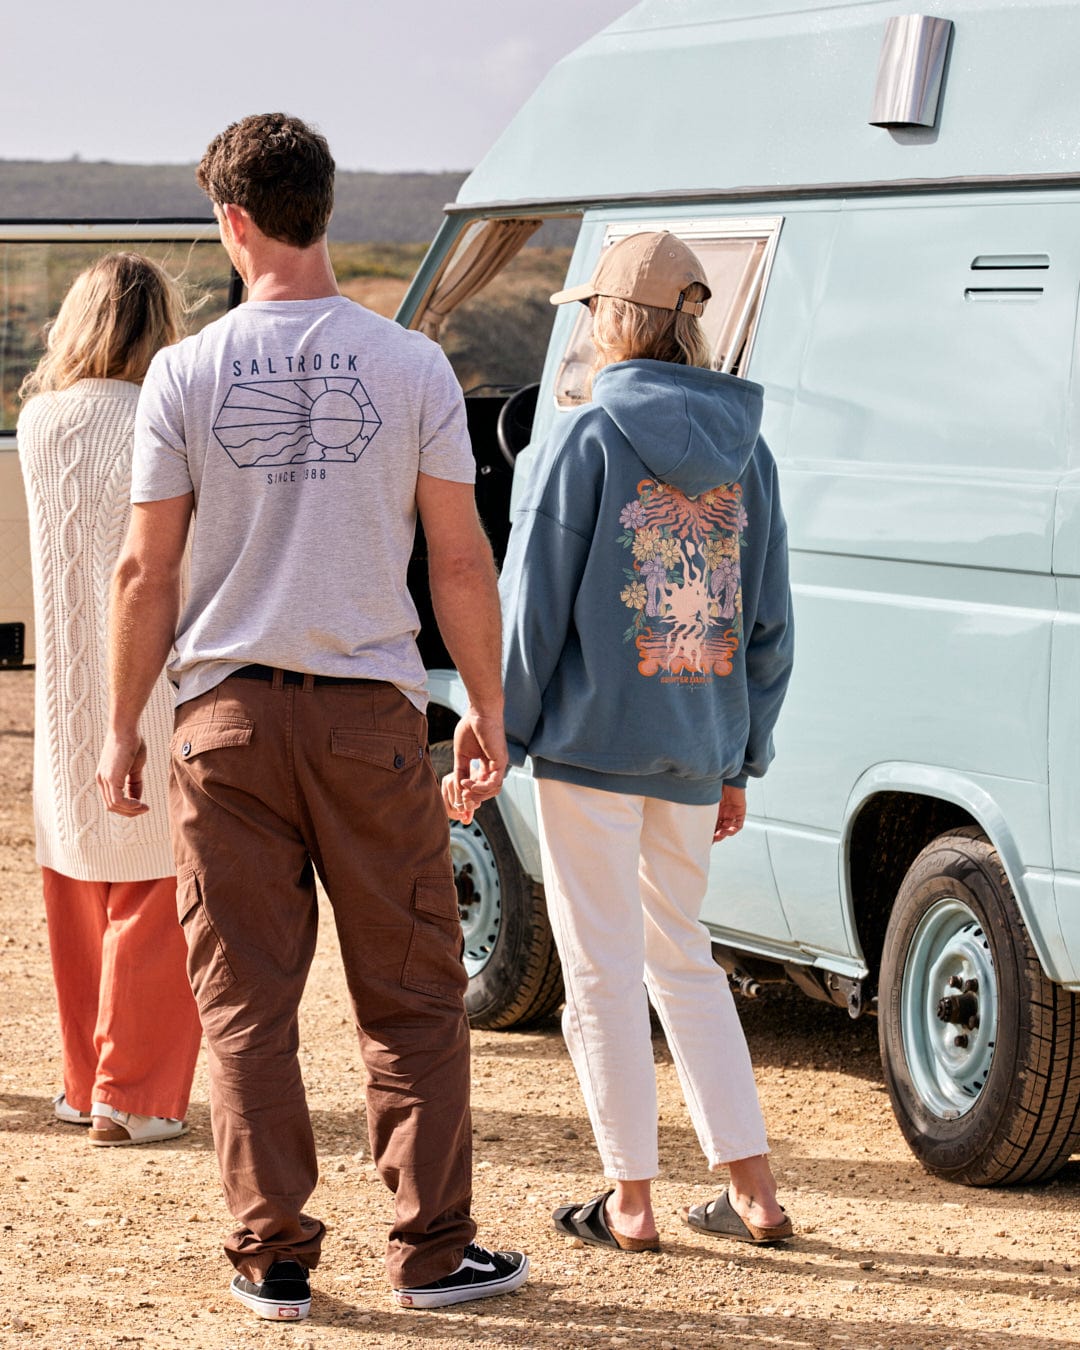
430, 742, 563, 1029
878, 826, 1080, 1185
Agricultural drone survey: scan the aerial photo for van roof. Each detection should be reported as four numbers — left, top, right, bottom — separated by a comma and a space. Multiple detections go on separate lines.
457, 0, 1080, 210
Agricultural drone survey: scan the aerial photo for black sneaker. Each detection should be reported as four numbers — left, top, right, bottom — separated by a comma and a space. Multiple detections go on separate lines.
393, 1243, 529, 1309
230, 1259, 311, 1320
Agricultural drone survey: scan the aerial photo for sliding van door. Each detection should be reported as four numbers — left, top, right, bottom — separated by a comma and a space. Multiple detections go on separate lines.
772, 194, 1077, 968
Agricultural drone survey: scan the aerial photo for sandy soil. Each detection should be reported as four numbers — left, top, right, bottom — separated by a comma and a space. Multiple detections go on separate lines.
1, 667, 1078, 1349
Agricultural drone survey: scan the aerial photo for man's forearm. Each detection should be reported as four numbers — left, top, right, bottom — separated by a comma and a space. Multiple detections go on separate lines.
428, 548, 504, 716
98, 493, 191, 816
108, 554, 180, 733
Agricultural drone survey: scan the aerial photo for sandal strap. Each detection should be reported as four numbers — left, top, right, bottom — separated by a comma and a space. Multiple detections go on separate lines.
568, 1191, 615, 1243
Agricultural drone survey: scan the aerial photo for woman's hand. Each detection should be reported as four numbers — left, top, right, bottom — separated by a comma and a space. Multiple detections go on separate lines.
442, 771, 475, 825
713, 784, 747, 842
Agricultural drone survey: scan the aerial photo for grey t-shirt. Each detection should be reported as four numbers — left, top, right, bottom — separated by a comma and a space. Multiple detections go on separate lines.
132, 295, 474, 709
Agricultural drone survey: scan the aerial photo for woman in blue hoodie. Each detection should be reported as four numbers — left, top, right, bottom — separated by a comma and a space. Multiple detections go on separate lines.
498, 232, 795, 1253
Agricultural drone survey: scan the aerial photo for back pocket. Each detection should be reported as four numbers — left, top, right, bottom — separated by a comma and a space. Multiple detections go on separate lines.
331, 728, 424, 772
172, 719, 253, 762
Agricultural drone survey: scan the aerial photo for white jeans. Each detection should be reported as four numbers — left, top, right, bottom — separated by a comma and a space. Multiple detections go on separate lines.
535, 778, 770, 1181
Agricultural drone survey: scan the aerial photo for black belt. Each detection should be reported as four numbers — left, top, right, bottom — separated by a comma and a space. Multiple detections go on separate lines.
232, 664, 369, 688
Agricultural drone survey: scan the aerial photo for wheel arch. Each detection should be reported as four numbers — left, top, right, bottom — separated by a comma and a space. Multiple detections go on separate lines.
841, 765, 1039, 990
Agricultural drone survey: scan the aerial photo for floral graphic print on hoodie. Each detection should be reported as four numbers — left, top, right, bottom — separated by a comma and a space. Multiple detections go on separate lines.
500, 358, 794, 806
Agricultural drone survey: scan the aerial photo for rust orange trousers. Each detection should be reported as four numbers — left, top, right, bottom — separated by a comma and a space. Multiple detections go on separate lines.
42, 868, 203, 1121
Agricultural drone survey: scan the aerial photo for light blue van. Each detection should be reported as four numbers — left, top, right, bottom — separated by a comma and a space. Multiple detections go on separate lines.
396, 0, 1080, 1188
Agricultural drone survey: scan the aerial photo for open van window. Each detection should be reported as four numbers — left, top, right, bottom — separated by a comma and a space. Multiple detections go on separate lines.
411, 215, 578, 393
400, 214, 580, 677
0, 231, 235, 431
554, 218, 782, 407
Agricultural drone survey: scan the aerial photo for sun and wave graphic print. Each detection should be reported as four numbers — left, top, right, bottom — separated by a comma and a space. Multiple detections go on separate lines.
213, 376, 382, 468
618, 478, 746, 682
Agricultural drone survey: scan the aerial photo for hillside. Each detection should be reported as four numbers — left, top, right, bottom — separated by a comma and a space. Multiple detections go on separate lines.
0, 160, 467, 243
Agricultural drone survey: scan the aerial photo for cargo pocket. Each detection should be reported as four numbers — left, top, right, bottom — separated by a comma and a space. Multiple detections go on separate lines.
401, 874, 467, 999
176, 867, 236, 1012
330, 728, 424, 772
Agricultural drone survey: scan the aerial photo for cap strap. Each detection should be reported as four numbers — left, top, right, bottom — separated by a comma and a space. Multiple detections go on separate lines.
675, 292, 707, 317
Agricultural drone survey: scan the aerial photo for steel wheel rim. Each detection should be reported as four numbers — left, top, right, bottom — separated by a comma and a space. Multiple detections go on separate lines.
449, 819, 502, 978
900, 895, 998, 1119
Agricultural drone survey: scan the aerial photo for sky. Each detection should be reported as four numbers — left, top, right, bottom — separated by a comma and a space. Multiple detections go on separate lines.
4, 0, 635, 173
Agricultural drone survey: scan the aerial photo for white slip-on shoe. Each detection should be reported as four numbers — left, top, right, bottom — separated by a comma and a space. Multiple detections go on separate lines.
53, 1092, 92, 1125
88, 1103, 189, 1146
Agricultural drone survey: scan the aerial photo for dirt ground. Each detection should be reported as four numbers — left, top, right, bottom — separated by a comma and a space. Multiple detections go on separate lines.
1, 669, 1078, 1350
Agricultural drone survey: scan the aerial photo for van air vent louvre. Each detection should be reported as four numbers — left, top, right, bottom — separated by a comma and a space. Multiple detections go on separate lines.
964, 288, 1044, 302
971, 255, 1050, 270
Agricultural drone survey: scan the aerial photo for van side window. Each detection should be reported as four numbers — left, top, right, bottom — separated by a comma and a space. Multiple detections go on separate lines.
414, 217, 578, 394
0, 237, 233, 432
554, 219, 782, 408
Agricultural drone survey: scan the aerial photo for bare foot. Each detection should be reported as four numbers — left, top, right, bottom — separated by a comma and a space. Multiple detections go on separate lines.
607, 1182, 659, 1242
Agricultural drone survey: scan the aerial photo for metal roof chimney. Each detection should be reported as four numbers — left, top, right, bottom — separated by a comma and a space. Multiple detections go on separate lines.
869, 14, 954, 128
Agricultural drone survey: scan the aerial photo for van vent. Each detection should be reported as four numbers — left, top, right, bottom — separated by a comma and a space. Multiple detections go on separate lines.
869, 15, 954, 129
966, 255, 1048, 300
971, 255, 1049, 270
964, 288, 1043, 302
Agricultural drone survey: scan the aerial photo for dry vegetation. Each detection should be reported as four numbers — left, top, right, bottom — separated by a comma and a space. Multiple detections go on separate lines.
1, 235, 570, 429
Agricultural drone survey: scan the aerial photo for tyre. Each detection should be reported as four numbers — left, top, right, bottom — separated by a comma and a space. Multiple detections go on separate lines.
430, 741, 562, 1029
878, 825, 1080, 1185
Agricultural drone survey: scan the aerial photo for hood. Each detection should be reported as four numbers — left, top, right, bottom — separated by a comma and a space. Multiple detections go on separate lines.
591, 359, 763, 496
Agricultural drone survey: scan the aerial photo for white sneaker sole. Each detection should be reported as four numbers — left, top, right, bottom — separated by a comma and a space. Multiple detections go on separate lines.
393, 1255, 529, 1309
230, 1280, 311, 1321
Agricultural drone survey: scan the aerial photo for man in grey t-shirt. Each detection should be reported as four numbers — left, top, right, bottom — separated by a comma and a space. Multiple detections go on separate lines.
96, 113, 528, 1321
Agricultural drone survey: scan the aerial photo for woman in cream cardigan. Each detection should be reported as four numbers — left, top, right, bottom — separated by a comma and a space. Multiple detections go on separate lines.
18, 253, 202, 1146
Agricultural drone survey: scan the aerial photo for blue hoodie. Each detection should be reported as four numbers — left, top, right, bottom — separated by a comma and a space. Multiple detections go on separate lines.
499, 359, 793, 805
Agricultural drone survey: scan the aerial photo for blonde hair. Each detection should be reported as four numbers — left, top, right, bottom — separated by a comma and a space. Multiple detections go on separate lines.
591, 281, 712, 378
20, 252, 187, 399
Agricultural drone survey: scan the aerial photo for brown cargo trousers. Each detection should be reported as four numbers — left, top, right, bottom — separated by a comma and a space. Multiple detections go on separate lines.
168, 669, 474, 1288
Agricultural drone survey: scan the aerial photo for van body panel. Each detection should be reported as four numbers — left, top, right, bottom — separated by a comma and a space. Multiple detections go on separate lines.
459, 1, 1080, 209
767, 556, 1054, 830
1053, 480, 1080, 576
1050, 874, 1080, 988
762, 822, 851, 958
700, 789, 790, 949
1048, 590, 1080, 877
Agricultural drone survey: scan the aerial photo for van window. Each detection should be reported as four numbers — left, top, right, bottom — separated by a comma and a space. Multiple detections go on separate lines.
420, 217, 578, 393
0, 236, 233, 432
554, 219, 781, 408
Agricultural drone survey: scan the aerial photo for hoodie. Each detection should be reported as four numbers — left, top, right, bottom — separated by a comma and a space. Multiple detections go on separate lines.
499, 359, 793, 805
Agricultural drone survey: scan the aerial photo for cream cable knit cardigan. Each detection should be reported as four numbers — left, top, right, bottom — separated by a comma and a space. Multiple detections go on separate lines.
18, 379, 176, 882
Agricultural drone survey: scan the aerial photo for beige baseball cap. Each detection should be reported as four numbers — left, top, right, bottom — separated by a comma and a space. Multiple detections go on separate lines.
550, 231, 711, 316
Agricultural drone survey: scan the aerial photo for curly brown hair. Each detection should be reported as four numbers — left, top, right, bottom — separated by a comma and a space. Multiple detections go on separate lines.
196, 113, 335, 249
